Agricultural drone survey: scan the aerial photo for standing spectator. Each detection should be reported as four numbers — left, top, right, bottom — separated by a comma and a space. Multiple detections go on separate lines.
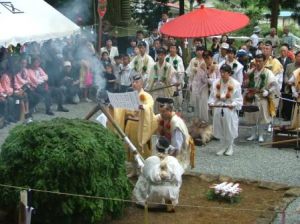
211, 37, 220, 56
149, 39, 161, 62
213, 42, 229, 65
79, 60, 93, 102
158, 12, 172, 33
119, 55, 134, 92
136, 30, 150, 54
147, 28, 161, 47
100, 51, 111, 67
112, 55, 123, 91
104, 64, 117, 93
100, 38, 119, 63
265, 28, 280, 52
250, 26, 261, 48
126, 39, 137, 58
282, 26, 296, 51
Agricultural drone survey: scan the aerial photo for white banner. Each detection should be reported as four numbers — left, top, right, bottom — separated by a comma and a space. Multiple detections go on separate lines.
107, 91, 140, 110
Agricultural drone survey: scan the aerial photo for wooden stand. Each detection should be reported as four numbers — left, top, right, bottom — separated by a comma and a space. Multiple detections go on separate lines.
271, 127, 299, 148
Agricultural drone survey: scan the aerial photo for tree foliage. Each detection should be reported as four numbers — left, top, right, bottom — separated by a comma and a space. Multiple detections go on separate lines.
131, 0, 170, 31
0, 118, 131, 224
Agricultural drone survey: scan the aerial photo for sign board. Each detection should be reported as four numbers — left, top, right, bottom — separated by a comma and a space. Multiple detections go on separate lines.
97, 0, 107, 18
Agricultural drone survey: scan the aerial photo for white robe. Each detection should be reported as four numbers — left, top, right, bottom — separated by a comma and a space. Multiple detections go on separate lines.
219, 59, 244, 85
188, 67, 209, 122
132, 155, 184, 207
208, 77, 243, 141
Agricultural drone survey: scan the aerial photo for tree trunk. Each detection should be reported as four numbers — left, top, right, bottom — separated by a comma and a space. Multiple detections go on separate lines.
270, 0, 279, 29
179, 0, 185, 15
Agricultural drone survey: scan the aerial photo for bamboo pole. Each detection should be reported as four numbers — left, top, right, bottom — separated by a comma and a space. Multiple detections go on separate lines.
259, 138, 300, 146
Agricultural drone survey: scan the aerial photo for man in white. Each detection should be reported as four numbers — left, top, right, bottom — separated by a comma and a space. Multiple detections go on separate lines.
250, 26, 261, 48
219, 47, 244, 85
132, 136, 184, 212
166, 44, 185, 111
158, 12, 172, 33
100, 38, 119, 63
146, 48, 177, 104
244, 54, 278, 142
156, 97, 193, 170
130, 41, 155, 86
119, 55, 134, 92
208, 64, 243, 156
213, 43, 229, 65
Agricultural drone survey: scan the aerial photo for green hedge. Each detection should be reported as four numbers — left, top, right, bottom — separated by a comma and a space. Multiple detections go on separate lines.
0, 118, 131, 224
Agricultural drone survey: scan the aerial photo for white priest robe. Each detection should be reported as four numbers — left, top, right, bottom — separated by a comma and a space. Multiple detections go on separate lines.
208, 77, 243, 142
132, 154, 184, 207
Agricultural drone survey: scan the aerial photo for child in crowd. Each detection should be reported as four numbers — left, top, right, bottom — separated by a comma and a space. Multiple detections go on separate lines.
79, 60, 93, 102
101, 51, 111, 67
104, 64, 116, 93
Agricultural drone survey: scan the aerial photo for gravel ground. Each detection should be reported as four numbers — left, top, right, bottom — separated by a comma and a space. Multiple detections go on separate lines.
1, 102, 299, 187
1, 102, 300, 223
272, 198, 300, 224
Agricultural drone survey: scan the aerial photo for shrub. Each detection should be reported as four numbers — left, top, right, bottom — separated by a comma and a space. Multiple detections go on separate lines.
0, 118, 131, 224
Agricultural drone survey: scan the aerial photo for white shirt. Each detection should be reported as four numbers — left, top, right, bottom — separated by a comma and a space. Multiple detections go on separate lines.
119, 64, 134, 86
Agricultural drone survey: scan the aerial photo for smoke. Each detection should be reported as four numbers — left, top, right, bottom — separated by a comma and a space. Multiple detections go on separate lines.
55, 0, 95, 26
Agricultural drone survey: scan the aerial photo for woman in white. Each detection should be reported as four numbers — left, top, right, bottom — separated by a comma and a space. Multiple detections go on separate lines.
208, 64, 243, 156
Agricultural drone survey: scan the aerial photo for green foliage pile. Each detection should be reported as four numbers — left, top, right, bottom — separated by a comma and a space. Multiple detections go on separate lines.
0, 118, 131, 224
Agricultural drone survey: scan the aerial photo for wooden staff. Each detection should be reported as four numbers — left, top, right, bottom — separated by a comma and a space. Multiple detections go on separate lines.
260, 138, 300, 146
84, 103, 145, 167
148, 84, 177, 93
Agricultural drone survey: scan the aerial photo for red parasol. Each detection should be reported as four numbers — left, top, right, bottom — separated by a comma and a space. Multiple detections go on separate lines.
160, 5, 249, 38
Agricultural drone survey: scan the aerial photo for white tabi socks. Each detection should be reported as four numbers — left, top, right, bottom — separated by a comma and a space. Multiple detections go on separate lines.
247, 127, 257, 141
216, 139, 228, 156
224, 140, 234, 156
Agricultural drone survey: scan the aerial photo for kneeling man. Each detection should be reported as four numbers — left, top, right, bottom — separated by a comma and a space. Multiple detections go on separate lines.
132, 136, 184, 212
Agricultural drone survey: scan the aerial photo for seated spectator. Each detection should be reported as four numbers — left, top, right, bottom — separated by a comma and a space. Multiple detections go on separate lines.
27, 57, 54, 115
0, 70, 15, 123
60, 61, 80, 104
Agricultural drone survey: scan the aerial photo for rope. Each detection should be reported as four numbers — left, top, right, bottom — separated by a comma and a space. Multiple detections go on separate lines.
0, 183, 280, 213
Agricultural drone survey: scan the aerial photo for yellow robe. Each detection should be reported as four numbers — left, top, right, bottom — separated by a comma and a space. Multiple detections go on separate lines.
110, 90, 158, 160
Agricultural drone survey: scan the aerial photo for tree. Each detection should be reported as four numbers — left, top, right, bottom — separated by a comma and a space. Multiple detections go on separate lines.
131, 0, 170, 31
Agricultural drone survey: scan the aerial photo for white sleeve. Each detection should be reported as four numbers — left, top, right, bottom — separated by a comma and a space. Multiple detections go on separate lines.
171, 128, 184, 152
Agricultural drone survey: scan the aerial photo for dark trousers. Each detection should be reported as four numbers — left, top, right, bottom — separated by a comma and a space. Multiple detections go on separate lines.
281, 93, 293, 120
30, 84, 52, 113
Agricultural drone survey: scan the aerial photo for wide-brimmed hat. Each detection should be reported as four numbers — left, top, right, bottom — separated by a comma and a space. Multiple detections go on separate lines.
253, 26, 261, 33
